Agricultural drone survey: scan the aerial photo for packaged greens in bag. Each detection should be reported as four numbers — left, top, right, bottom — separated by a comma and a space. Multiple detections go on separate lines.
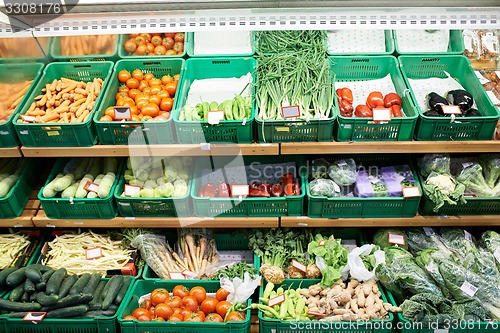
309, 179, 341, 197
310, 158, 330, 179
355, 170, 388, 198
327, 158, 357, 186
419, 154, 451, 177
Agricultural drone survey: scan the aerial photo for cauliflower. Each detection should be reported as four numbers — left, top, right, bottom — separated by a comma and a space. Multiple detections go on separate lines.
422, 172, 466, 212
427, 174, 455, 195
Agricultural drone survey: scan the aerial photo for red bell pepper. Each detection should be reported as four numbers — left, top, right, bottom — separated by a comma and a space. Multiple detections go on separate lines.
271, 183, 283, 197
292, 182, 301, 196
384, 92, 402, 108
204, 183, 216, 198
366, 91, 384, 109
218, 182, 231, 197
198, 185, 205, 197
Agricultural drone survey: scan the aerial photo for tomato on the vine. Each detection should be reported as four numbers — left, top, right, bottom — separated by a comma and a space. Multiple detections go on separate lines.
182, 296, 198, 312
200, 297, 219, 315
151, 288, 169, 306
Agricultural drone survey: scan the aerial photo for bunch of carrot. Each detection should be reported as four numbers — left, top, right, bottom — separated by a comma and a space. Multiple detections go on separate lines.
0, 80, 34, 123
18, 77, 103, 124
59, 35, 116, 56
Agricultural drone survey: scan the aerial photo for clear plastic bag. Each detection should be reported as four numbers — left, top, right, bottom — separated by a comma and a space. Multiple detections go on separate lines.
419, 154, 451, 177
176, 229, 218, 276
343, 244, 385, 282
328, 158, 357, 186
309, 179, 340, 197
131, 234, 173, 280
220, 272, 261, 304
311, 158, 330, 179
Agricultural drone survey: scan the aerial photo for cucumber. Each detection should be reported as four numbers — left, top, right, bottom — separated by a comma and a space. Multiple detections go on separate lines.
25, 266, 42, 283
29, 293, 37, 302
41, 269, 54, 282
99, 280, 110, 302
101, 275, 123, 310
0, 299, 42, 312
90, 280, 106, 307
58, 275, 78, 298
45, 305, 89, 318
21, 291, 29, 303
79, 306, 118, 318
35, 281, 46, 291
6, 267, 27, 288
0, 267, 18, 287
36, 292, 59, 306
69, 273, 91, 295
46, 268, 66, 295
40, 293, 93, 312
23, 278, 35, 293
8, 284, 25, 302
88, 302, 103, 311
82, 273, 101, 295
113, 276, 132, 305
3, 311, 28, 318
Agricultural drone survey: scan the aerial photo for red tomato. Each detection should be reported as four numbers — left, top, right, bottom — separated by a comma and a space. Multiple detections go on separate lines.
128, 88, 141, 100
200, 297, 219, 315
226, 311, 246, 322
160, 97, 173, 112
136, 44, 148, 55
140, 33, 151, 42
124, 39, 137, 53
151, 288, 169, 306
180, 308, 193, 318
144, 73, 155, 81
184, 313, 204, 322
173, 42, 184, 53
141, 103, 160, 117
154, 303, 173, 320
149, 78, 162, 87
126, 78, 139, 89
216, 288, 230, 301
164, 32, 176, 39
146, 43, 155, 53
174, 33, 185, 43
135, 36, 146, 45
154, 45, 167, 55
161, 75, 174, 85
132, 307, 150, 318
168, 313, 183, 322
132, 69, 144, 81
138, 80, 149, 92
137, 314, 151, 322
189, 286, 207, 304
122, 315, 136, 321
172, 307, 182, 315
165, 295, 182, 309
216, 301, 231, 318
150, 84, 162, 95
366, 91, 384, 109
205, 313, 224, 322
140, 300, 152, 310
182, 296, 199, 312
149, 95, 161, 106
152, 317, 165, 322
165, 82, 177, 96
162, 37, 174, 50
151, 35, 163, 46
118, 70, 131, 83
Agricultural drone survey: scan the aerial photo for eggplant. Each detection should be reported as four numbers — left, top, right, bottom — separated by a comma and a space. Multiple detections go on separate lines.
426, 92, 449, 114
464, 108, 481, 117
423, 110, 442, 117
446, 89, 474, 112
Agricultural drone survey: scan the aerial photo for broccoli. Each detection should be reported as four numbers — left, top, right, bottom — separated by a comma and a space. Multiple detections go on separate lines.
419, 154, 451, 178
457, 164, 496, 197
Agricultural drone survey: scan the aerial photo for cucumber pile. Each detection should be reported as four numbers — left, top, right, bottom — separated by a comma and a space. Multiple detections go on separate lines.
0, 264, 132, 318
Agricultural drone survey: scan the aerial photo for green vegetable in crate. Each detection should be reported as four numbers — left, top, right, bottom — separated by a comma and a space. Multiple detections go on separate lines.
179, 95, 251, 122
0, 159, 23, 197
256, 30, 327, 54
405, 227, 451, 254
373, 228, 408, 250
0, 233, 30, 269
479, 154, 500, 188
414, 249, 453, 298
422, 172, 466, 212
308, 234, 348, 288
210, 262, 258, 280
419, 154, 451, 178
309, 179, 341, 197
457, 163, 497, 197
481, 230, 500, 270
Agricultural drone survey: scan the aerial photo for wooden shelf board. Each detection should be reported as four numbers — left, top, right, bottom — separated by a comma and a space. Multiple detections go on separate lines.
0, 147, 22, 158
0, 210, 36, 227
21, 143, 279, 157
281, 215, 500, 227
281, 141, 500, 155
33, 211, 278, 228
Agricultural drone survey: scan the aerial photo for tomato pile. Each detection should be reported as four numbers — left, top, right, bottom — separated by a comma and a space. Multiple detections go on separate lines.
123, 33, 185, 56
100, 69, 179, 122
123, 285, 246, 323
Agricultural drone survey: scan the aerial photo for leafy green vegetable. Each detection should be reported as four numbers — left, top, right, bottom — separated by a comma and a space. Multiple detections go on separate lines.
211, 262, 258, 280
479, 154, 500, 188
309, 179, 340, 197
415, 249, 452, 298
422, 172, 466, 212
457, 163, 497, 197
327, 159, 357, 186
481, 230, 500, 270
372, 228, 408, 250
308, 234, 348, 288
406, 228, 452, 255
419, 154, 451, 178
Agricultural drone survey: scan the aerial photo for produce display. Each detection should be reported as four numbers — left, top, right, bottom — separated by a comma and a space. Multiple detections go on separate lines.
179, 95, 251, 122
0, 37, 49, 58
0, 158, 24, 198
0, 233, 30, 269
41, 157, 119, 199
120, 156, 189, 198
0, 265, 131, 318
122, 285, 246, 322
424, 89, 480, 117
122, 33, 185, 56
0, 80, 34, 123
337, 87, 403, 118
57, 35, 116, 56
463, 29, 499, 60
99, 68, 178, 122
192, 31, 253, 56
17, 77, 104, 124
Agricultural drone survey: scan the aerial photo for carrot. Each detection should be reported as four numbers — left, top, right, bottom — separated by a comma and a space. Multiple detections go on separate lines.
40, 112, 59, 123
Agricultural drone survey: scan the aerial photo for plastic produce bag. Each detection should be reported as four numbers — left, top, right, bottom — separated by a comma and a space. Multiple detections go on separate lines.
310, 158, 330, 179
419, 154, 451, 177
343, 244, 385, 282
131, 234, 172, 280
355, 170, 388, 198
327, 158, 357, 186
309, 179, 340, 197
220, 272, 260, 304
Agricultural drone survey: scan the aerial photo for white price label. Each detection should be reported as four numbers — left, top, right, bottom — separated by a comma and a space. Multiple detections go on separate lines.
292, 260, 307, 273
207, 110, 225, 125
423, 227, 435, 236
441, 105, 462, 115
86, 247, 103, 260
462, 162, 474, 169
124, 185, 141, 197
21, 115, 36, 122
231, 185, 249, 197
372, 108, 392, 121
84, 181, 99, 193
388, 233, 406, 246
281, 105, 301, 118
169, 272, 186, 280
114, 107, 132, 120
434, 329, 449, 333
23, 312, 46, 321
402, 186, 421, 198
474, 70, 490, 85
494, 250, 500, 263
486, 91, 500, 106
268, 294, 286, 307
200, 143, 211, 151
182, 270, 198, 278
460, 281, 478, 297
464, 230, 473, 242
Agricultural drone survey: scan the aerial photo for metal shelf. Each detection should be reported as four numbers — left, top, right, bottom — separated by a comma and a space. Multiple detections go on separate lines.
0, 147, 22, 158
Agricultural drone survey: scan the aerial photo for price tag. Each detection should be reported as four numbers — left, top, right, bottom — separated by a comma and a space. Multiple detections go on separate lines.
114, 107, 132, 120
292, 259, 307, 273
402, 186, 421, 198
318, 240, 325, 246
258, 276, 262, 286
268, 294, 286, 307
423, 227, 435, 236
231, 185, 249, 197
474, 71, 490, 84
21, 115, 36, 122
86, 247, 103, 260
200, 143, 211, 151
462, 162, 474, 169
460, 281, 478, 297
182, 270, 198, 278
388, 233, 406, 246
373, 108, 392, 122
486, 91, 500, 106
276, 127, 290, 132
464, 230, 473, 242
307, 311, 326, 316
441, 105, 462, 115
281, 105, 301, 118
124, 185, 141, 197
207, 110, 225, 125
23, 312, 46, 322
84, 181, 99, 193
169, 272, 186, 280
434, 329, 449, 333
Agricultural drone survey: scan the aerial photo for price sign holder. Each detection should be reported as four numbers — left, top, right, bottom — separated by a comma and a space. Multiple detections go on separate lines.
441, 105, 462, 115
292, 259, 307, 273
402, 186, 421, 198
373, 108, 392, 122
86, 247, 103, 260
84, 181, 99, 193
169, 272, 186, 280
114, 107, 132, 120
231, 185, 249, 197
388, 233, 406, 246
23, 312, 46, 322
268, 294, 286, 307
281, 105, 301, 118
21, 115, 36, 123
182, 270, 198, 278
124, 185, 141, 197
208, 110, 225, 125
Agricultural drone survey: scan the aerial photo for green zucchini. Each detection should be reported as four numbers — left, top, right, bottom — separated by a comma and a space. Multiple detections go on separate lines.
113, 276, 132, 305
23, 278, 36, 293
69, 273, 91, 295
0, 267, 18, 287
90, 280, 106, 307
8, 284, 25, 302
45, 305, 89, 318
101, 275, 123, 310
35, 281, 46, 291
3, 311, 28, 318
41, 269, 54, 282
46, 268, 66, 295
0, 299, 42, 312
6, 267, 27, 288
25, 266, 42, 283
21, 291, 29, 303
36, 292, 59, 306
82, 273, 100, 295
40, 293, 93, 312
58, 275, 78, 298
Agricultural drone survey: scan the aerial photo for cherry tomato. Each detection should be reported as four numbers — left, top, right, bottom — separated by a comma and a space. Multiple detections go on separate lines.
355, 104, 373, 118
154, 45, 167, 55
200, 297, 219, 315
125, 78, 139, 89
137, 314, 151, 322
216, 301, 231, 318
205, 313, 224, 322
122, 315, 136, 321
182, 296, 199, 312
141, 103, 160, 117
151, 35, 163, 46
162, 37, 174, 50
226, 311, 246, 322
124, 39, 137, 53
173, 42, 184, 53
160, 97, 173, 112
132, 69, 144, 81
165, 295, 182, 309
151, 288, 169, 306
144, 73, 155, 81
118, 70, 131, 83
135, 36, 146, 45
216, 288, 230, 302
165, 82, 177, 96
140, 33, 151, 42
174, 32, 185, 43
140, 300, 152, 310
132, 308, 150, 319
184, 313, 204, 322
136, 44, 148, 55
161, 75, 174, 85
154, 303, 173, 320
366, 91, 384, 109
149, 78, 162, 87
164, 32, 176, 39
168, 313, 183, 322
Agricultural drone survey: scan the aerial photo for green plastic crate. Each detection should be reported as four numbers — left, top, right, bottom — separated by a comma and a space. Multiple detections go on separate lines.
399, 55, 499, 141
94, 59, 185, 145
192, 156, 306, 217
0, 159, 36, 218
0, 276, 134, 333
13, 61, 114, 147
394, 30, 465, 55
38, 158, 123, 219
307, 155, 421, 218
0, 228, 45, 269
173, 57, 256, 144
327, 30, 395, 56
143, 232, 258, 280
259, 279, 393, 333
0, 63, 44, 148
50, 35, 119, 62
186, 32, 256, 57
117, 280, 251, 333
332, 56, 418, 141
118, 33, 188, 59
